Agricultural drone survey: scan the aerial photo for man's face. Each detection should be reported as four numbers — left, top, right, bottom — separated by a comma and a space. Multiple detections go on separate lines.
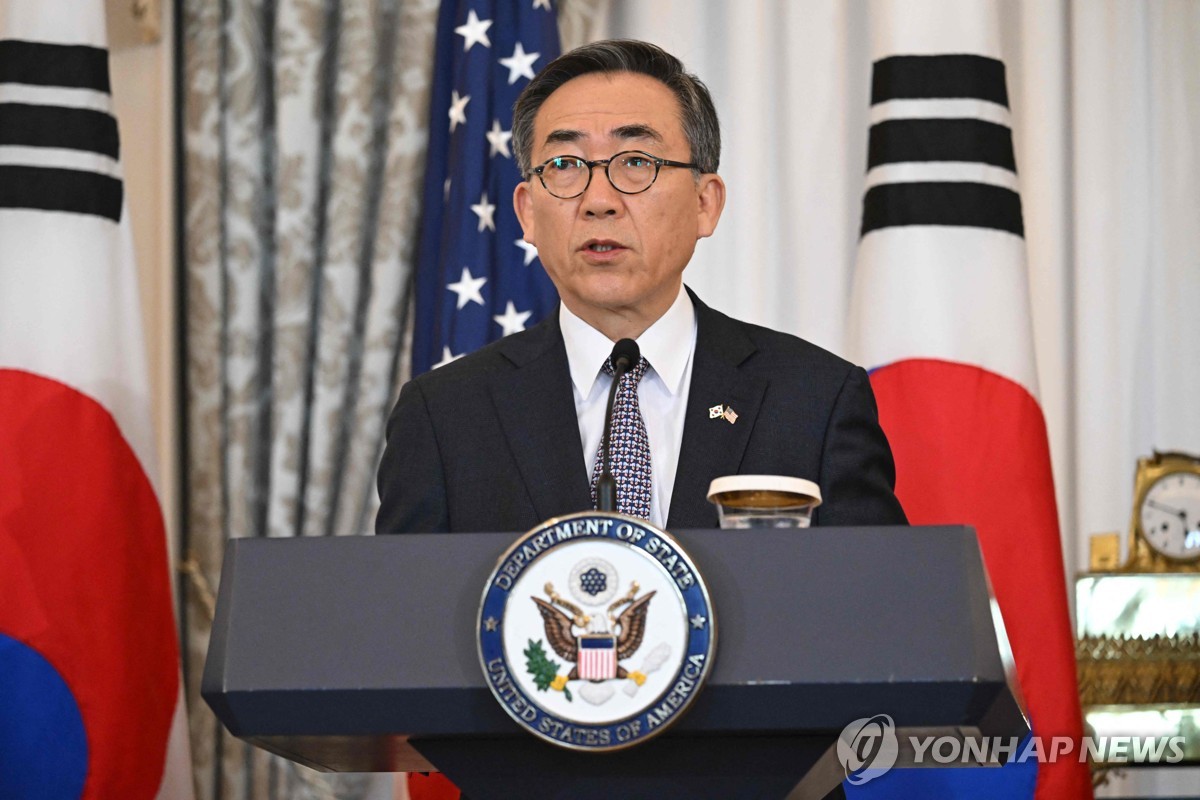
513, 72, 725, 335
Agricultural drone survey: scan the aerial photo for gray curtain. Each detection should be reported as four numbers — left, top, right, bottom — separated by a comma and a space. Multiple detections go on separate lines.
180, 0, 605, 796
182, 0, 438, 795
177, 0, 604, 796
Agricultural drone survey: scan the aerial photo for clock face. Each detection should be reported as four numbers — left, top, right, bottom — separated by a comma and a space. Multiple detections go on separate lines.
1139, 471, 1200, 561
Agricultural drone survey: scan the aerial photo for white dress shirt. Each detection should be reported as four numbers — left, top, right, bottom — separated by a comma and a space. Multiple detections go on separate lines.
559, 286, 698, 529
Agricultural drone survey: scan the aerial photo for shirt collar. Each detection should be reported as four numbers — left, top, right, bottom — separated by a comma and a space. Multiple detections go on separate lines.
559, 285, 696, 398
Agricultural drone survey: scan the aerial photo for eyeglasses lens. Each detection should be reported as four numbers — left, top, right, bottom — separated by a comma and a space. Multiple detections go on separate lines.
611, 154, 656, 193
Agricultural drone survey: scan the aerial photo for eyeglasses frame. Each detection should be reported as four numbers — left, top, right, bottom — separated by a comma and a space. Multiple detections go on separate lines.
525, 150, 702, 199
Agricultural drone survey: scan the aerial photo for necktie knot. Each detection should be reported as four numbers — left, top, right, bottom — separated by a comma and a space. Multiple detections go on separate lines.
602, 354, 649, 383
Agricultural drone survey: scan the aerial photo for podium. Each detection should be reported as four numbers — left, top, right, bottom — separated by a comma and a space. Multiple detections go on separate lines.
203, 526, 1028, 799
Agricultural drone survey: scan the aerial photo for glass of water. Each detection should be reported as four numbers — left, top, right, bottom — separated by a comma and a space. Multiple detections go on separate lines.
707, 475, 822, 529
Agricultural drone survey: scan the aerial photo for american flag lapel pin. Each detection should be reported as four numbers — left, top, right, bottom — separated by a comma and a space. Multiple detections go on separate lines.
708, 404, 724, 419
723, 406, 738, 424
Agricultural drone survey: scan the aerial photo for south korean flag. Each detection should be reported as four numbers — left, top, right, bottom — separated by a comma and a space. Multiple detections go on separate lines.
0, 3, 193, 797
846, 2, 1091, 798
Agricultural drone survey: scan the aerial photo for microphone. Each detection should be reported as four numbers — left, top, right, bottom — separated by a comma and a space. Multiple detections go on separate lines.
596, 338, 640, 513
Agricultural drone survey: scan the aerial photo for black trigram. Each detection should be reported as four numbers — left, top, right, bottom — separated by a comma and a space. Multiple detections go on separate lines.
0, 40, 123, 222
861, 54, 1023, 237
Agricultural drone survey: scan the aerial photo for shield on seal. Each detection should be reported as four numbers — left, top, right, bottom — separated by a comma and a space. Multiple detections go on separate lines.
577, 634, 617, 680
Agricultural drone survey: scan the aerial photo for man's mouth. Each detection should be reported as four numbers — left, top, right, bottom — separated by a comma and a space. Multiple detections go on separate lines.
582, 239, 625, 253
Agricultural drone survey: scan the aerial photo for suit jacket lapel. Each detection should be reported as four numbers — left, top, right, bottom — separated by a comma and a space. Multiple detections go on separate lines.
490, 312, 593, 521
667, 291, 767, 529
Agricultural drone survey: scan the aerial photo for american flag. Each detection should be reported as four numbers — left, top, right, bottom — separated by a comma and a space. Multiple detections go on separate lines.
578, 634, 618, 680
412, 0, 562, 375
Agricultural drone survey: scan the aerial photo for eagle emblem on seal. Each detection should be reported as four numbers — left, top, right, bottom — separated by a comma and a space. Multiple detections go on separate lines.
532, 581, 656, 682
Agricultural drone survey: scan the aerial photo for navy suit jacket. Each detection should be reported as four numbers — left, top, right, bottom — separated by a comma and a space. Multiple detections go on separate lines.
376, 291, 906, 533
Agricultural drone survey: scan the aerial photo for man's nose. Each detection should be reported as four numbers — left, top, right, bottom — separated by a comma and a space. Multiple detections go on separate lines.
579, 165, 622, 217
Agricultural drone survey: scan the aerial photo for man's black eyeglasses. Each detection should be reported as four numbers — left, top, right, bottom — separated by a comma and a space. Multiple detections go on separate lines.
526, 150, 700, 199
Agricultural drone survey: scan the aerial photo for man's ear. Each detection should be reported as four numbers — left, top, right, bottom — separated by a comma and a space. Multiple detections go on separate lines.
695, 173, 726, 240
513, 180, 536, 244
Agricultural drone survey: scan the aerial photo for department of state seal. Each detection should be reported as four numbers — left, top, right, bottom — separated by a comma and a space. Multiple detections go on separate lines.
477, 512, 716, 752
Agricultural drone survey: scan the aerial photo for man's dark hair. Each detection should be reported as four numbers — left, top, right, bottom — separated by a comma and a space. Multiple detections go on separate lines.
512, 39, 721, 177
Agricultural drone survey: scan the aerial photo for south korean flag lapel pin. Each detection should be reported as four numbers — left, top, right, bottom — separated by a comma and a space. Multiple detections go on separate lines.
709, 403, 737, 424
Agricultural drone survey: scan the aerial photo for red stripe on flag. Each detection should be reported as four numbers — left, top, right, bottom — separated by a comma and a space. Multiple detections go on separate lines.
870, 358, 1090, 799
0, 369, 178, 798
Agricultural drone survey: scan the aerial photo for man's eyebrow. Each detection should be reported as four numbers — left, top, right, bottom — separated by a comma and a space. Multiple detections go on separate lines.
541, 124, 665, 150
543, 129, 586, 147
611, 124, 663, 143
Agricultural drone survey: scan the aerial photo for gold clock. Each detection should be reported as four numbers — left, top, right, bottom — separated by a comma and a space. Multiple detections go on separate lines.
1126, 451, 1200, 571
1076, 451, 1200, 772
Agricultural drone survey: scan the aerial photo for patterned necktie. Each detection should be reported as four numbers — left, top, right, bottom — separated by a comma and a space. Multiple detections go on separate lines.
590, 355, 652, 519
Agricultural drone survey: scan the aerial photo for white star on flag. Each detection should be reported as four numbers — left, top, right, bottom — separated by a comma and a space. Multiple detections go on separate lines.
454, 9, 492, 51
470, 192, 496, 232
486, 119, 513, 159
493, 301, 533, 335
533, 0, 552, 9
514, 239, 539, 265
447, 266, 487, 309
448, 90, 470, 132
499, 42, 539, 85
432, 346, 463, 369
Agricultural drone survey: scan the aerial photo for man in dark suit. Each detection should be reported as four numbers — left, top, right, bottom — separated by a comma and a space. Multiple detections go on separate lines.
377, 40, 905, 535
